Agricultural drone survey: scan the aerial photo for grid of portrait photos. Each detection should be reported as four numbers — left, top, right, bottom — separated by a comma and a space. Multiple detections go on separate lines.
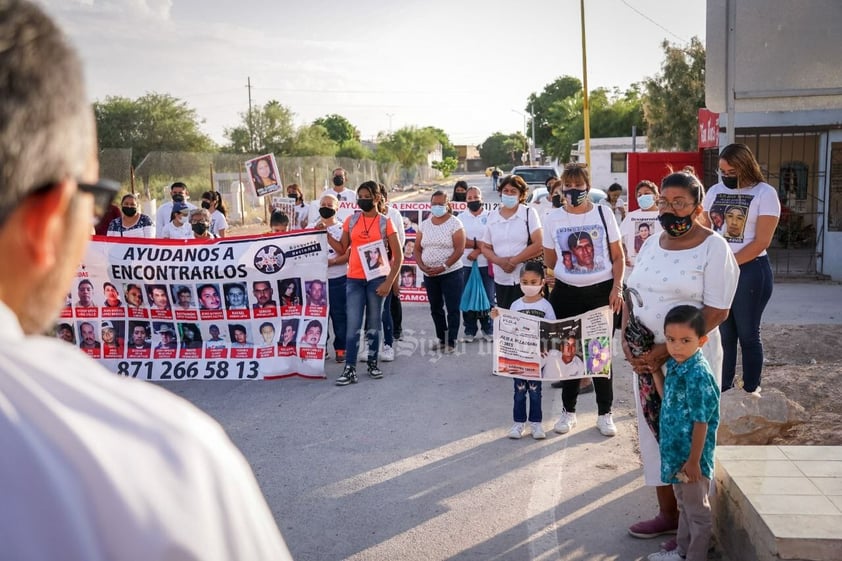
58, 276, 330, 363
396, 207, 431, 302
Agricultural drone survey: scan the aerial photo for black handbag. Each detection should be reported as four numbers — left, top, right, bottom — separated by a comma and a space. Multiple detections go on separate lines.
623, 286, 654, 356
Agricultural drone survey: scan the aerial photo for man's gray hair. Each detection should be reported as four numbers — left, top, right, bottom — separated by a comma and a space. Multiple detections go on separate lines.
0, 0, 94, 224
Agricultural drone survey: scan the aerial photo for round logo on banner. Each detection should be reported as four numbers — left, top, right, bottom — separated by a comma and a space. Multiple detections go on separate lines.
254, 245, 285, 274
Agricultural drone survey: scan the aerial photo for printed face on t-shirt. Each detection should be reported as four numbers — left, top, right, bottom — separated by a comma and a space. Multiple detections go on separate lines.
571, 237, 594, 269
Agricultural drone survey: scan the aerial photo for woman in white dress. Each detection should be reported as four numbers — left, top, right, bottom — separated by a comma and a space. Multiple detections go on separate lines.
623, 170, 739, 550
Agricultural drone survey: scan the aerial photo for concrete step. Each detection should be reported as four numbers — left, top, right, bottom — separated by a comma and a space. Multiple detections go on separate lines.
715, 445, 842, 561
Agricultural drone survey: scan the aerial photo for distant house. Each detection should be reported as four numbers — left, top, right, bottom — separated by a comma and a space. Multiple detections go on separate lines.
568, 136, 649, 194
455, 144, 483, 172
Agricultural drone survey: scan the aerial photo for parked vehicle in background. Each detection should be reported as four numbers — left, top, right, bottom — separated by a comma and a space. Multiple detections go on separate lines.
511, 165, 560, 188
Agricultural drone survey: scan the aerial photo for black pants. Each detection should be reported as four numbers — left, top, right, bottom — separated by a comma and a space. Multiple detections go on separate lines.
495, 283, 523, 310
391, 292, 403, 338
549, 278, 615, 415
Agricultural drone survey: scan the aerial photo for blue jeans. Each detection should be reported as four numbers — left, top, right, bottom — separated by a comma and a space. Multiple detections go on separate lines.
423, 269, 464, 347
381, 292, 394, 347
461, 265, 494, 336
345, 277, 385, 365
513, 378, 542, 423
720, 255, 773, 393
328, 276, 347, 352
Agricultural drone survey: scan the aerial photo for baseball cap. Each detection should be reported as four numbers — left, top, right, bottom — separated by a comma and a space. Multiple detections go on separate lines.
172, 202, 189, 214
156, 324, 175, 335
101, 321, 114, 330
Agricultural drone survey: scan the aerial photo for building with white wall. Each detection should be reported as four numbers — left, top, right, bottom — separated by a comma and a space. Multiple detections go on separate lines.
568, 136, 649, 194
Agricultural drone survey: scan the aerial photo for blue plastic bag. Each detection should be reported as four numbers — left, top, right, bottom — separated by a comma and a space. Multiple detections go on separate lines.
460, 261, 491, 312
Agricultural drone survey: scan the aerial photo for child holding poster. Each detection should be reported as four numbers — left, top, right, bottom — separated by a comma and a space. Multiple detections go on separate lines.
491, 262, 555, 440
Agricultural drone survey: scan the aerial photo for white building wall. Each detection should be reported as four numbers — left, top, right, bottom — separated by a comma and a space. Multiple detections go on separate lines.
568, 136, 649, 196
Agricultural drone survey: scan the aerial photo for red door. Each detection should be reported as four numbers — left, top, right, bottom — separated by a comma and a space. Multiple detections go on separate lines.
627, 152, 703, 210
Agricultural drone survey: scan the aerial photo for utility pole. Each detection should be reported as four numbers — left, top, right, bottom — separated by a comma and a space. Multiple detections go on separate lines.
530, 102, 536, 164
386, 113, 394, 134
580, 0, 591, 169
247, 77, 255, 152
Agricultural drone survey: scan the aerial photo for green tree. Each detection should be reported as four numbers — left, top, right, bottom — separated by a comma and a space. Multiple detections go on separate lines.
336, 140, 374, 159
224, 100, 295, 154
94, 93, 216, 166
526, 76, 583, 157
313, 114, 360, 145
376, 127, 439, 168
545, 86, 647, 162
422, 126, 457, 159
287, 124, 339, 156
478, 132, 527, 168
643, 37, 706, 151
431, 157, 458, 177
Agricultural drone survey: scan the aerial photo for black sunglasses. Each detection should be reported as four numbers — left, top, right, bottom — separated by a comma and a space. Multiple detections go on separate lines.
78, 179, 121, 221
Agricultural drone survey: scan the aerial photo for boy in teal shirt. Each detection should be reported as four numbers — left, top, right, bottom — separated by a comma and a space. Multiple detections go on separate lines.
648, 305, 719, 561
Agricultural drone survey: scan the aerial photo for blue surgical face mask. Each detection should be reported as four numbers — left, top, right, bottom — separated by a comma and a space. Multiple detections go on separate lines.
430, 205, 447, 217
501, 194, 519, 209
637, 194, 655, 210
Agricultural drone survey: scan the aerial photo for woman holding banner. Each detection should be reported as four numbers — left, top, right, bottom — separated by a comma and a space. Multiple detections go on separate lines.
542, 164, 624, 438
335, 181, 403, 386
622, 170, 738, 552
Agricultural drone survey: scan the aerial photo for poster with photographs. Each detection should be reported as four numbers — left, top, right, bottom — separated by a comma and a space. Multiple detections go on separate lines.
245, 153, 283, 197
56, 230, 330, 381
707, 193, 753, 243
492, 306, 613, 380
270, 196, 297, 229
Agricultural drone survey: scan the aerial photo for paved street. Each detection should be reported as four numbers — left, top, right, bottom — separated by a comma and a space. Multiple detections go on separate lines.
162, 176, 842, 561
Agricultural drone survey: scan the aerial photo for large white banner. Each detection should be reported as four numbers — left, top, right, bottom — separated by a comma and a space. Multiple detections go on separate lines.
58, 231, 329, 381
492, 306, 614, 381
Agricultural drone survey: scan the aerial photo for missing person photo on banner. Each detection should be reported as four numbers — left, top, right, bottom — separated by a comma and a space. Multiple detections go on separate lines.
492, 306, 614, 380
55, 231, 329, 381
245, 153, 282, 197
357, 239, 390, 281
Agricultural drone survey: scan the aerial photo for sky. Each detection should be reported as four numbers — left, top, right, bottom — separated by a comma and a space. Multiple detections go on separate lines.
39, 0, 707, 147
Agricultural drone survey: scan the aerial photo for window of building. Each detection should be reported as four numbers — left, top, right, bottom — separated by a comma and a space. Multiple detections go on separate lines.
611, 153, 627, 173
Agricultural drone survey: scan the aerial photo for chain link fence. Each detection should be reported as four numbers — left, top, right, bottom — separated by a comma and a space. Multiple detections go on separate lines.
107, 151, 439, 226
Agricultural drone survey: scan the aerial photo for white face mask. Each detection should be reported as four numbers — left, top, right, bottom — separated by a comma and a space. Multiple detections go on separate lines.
520, 283, 543, 297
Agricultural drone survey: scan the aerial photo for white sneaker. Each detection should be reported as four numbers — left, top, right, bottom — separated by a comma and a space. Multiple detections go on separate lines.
530, 422, 546, 440
460, 334, 475, 343
481, 332, 494, 342
507, 423, 525, 439
553, 411, 577, 434
380, 344, 395, 362
647, 549, 683, 561
597, 413, 618, 436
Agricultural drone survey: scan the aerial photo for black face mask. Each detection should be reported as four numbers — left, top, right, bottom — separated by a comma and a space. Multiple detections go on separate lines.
172, 194, 185, 203
453, 192, 466, 202
191, 222, 208, 235
551, 194, 563, 208
319, 207, 336, 219
287, 192, 299, 201
201, 201, 211, 210
722, 176, 739, 189
332, 176, 344, 187
565, 189, 588, 207
122, 206, 138, 217
658, 212, 694, 237
358, 199, 375, 212
467, 201, 482, 212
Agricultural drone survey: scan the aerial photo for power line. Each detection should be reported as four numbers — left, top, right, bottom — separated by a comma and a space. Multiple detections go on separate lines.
619, 0, 687, 43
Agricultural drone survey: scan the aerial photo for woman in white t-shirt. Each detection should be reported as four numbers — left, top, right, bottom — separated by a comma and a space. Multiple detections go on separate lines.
160, 202, 193, 239
619, 180, 663, 271
201, 191, 228, 238
414, 190, 466, 352
701, 143, 781, 394
480, 174, 543, 310
542, 164, 625, 438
